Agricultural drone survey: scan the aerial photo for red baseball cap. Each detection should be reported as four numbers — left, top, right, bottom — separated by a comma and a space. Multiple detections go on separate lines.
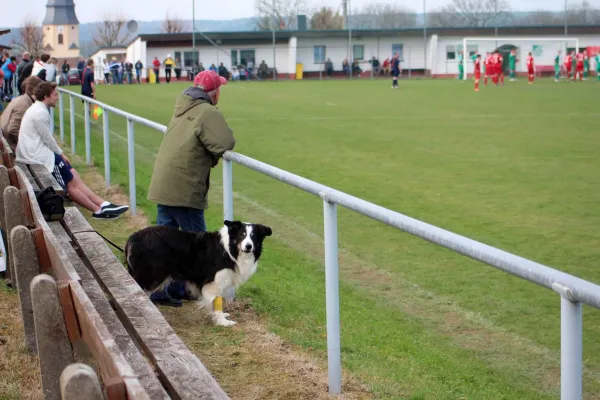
193, 70, 227, 92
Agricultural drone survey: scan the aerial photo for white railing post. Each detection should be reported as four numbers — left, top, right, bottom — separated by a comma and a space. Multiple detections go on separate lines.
553, 283, 583, 400
223, 158, 234, 221
320, 192, 342, 395
127, 119, 137, 216
102, 109, 110, 188
69, 95, 75, 154
58, 91, 64, 141
84, 101, 91, 165
50, 107, 55, 134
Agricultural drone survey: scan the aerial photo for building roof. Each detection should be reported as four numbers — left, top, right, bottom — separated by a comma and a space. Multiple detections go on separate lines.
43, 0, 79, 26
137, 24, 600, 45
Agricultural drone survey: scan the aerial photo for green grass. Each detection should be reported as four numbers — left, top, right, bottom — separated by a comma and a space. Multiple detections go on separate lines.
57, 78, 600, 399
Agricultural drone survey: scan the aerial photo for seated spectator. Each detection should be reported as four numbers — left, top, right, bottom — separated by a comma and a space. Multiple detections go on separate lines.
1, 76, 42, 152
382, 57, 390, 76
218, 63, 229, 80
342, 59, 350, 76
325, 58, 333, 77
231, 68, 240, 81
16, 82, 129, 220
352, 60, 362, 77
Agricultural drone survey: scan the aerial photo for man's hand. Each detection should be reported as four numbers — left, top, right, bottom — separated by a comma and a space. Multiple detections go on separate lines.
61, 153, 71, 165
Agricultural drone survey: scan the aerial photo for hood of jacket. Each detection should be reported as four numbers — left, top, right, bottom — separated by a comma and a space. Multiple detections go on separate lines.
173, 86, 214, 118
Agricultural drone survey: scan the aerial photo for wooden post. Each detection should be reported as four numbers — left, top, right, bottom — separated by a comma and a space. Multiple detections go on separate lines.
4, 186, 25, 284
0, 165, 9, 231
11, 225, 41, 353
31, 274, 74, 400
60, 363, 103, 400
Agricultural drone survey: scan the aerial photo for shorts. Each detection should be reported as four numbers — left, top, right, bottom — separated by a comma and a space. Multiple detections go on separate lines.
52, 153, 74, 189
576, 64, 584, 71
474, 72, 481, 80
528, 68, 534, 74
392, 70, 400, 77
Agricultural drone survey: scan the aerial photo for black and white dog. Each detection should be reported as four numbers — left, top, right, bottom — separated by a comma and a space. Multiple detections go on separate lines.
125, 220, 272, 326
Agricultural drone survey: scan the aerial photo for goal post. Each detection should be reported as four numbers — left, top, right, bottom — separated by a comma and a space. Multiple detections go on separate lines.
461, 37, 580, 80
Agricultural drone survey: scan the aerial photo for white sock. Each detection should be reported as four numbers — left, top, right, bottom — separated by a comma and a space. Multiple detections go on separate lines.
100, 201, 110, 208
94, 209, 102, 214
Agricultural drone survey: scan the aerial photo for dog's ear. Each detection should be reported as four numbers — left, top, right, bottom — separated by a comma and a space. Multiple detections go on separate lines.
256, 224, 272, 237
224, 220, 234, 227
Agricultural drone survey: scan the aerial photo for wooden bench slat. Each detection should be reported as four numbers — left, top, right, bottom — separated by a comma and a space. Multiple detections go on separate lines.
50, 218, 170, 400
62, 208, 229, 400
15, 167, 80, 282
15, 162, 40, 191
1, 136, 15, 169
27, 163, 64, 196
69, 281, 151, 400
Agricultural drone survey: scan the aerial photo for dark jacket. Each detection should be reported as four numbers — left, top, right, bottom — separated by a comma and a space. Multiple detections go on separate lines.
147, 87, 235, 210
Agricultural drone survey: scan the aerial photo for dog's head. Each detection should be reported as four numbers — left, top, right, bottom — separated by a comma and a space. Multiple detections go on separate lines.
222, 220, 272, 261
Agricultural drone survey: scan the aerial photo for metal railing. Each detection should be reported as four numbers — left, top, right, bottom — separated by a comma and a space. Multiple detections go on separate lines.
55, 87, 600, 399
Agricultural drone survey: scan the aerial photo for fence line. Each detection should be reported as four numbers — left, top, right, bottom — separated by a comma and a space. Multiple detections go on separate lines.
56, 87, 599, 399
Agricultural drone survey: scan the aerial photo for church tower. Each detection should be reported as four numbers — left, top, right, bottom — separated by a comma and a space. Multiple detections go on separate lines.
42, 0, 80, 58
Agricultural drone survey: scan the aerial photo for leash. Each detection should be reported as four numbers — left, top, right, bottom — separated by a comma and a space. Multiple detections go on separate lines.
78, 230, 125, 253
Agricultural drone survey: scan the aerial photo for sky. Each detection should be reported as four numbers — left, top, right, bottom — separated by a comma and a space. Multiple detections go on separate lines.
0, 0, 591, 27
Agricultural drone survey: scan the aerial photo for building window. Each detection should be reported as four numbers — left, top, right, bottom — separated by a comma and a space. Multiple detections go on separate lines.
392, 44, 404, 61
353, 45, 364, 61
240, 50, 255, 66
71, 26, 75, 30
231, 50, 238, 66
58, 34, 64, 45
183, 51, 199, 68
446, 45, 456, 60
174, 51, 181, 64
313, 46, 326, 63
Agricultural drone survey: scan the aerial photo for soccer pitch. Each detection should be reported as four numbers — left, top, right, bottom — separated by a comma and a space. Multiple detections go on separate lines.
59, 78, 600, 399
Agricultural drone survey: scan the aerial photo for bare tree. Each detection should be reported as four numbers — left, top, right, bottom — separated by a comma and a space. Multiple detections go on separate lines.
255, 0, 307, 31
566, 1, 600, 24
162, 11, 188, 33
354, 3, 417, 29
93, 12, 133, 47
15, 19, 44, 56
428, 0, 512, 28
516, 10, 562, 26
310, 7, 344, 30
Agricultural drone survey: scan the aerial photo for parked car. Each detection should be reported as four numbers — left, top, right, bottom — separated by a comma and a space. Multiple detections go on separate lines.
63, 70, 81, 86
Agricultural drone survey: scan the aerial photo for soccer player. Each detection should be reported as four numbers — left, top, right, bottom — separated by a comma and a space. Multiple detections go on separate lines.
509, 49, 517, 81
596, 51, 600, 81
554, 51, 561, 82
564, 52, 573, 81
498, 52, 505, 85
491, 51, 500, 85
473, 54, 482, 92
572, 51, 577, 79
458, 51, 464, 80
583, 50, 589, 79
575, 51, 585, 81
484, 52, 492, 85
391, 52, 400, 89
526, 52, 535, 84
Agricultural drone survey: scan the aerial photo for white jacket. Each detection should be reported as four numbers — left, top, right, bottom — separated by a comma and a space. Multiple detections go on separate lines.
16, 101, 63, 173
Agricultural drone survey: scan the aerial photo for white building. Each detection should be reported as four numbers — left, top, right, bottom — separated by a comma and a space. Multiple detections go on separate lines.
119, 25, 600, 81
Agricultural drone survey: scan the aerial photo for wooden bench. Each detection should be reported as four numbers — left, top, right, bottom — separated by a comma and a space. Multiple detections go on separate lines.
3, 165, 229, 399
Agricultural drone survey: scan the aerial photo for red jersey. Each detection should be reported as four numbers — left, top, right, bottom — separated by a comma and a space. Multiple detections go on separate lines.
564, 55, 572, 68
526, 56, 534, 70
576, 53, 584, 66
497, 56, 504, 74
485, 56, 492, 71
474, 58, 481, 76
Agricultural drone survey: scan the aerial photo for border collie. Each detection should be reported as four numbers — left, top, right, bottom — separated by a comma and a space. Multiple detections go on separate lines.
125, 220, 272, 326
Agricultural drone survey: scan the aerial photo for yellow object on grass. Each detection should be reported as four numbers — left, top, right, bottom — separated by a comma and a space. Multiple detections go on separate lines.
213, 296, 223, 312
295, 63, 303, 80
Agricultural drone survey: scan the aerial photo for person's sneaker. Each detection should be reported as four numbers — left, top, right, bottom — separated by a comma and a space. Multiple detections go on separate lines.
101, 203, 129, 215
150, 290, 183, 307
92, 211, 119, 220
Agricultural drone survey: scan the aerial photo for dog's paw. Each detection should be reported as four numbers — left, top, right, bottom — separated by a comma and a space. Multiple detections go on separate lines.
212, 312, 236, 327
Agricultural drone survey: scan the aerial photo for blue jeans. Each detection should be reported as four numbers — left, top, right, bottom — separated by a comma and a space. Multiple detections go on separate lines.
150, 205, 206, 302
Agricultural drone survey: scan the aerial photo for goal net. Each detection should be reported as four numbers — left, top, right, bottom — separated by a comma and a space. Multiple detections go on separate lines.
459, 37, 580, 80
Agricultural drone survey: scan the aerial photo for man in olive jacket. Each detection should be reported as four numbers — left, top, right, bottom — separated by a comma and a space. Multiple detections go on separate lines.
147, 70, 235, 306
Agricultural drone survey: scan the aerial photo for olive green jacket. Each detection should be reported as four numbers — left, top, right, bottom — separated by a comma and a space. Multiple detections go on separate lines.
148, 87, 235, 210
